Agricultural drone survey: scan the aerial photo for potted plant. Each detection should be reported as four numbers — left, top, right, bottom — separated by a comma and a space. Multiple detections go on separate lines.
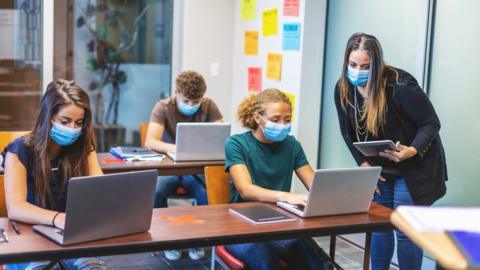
76, 0, 150, 151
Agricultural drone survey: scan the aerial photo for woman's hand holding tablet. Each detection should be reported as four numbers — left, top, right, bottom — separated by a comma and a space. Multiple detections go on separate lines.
353, 140, 399, 157
354, 140, 418, 163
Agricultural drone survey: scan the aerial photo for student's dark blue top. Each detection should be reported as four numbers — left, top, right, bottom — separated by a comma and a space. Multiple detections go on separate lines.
1, 136, 67, 211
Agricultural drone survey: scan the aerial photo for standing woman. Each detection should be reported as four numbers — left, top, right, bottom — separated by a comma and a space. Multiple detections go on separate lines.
2, 79, 106, 269
225, 89, 329, 270
334, 32, 447, 270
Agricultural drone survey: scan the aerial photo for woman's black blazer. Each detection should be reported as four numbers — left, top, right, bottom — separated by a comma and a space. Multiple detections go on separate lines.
334, 67, 447, 205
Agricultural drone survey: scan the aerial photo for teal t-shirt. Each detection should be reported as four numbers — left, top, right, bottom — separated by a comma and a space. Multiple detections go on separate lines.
224, 131, 309, 203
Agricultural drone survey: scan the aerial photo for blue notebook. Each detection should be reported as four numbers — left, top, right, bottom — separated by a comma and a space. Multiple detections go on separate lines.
448, 231, 480, 268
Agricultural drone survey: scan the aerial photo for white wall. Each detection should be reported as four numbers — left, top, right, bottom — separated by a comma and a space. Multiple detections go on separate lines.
176, 0, 235, 121
176, 0, 327, 193
230, 0, 306, 135
429, 0, 480, 207
293, 0, 327, 192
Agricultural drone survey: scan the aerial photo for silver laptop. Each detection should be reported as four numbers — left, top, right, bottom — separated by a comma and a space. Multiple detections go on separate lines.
277, 167, 381, 217
33, 170, 158, 245
167, 122, 231, 161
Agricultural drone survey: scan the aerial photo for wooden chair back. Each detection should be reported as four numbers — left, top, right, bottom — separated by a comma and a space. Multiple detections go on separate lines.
139, 122, 148, 147
204, 166, 231, 205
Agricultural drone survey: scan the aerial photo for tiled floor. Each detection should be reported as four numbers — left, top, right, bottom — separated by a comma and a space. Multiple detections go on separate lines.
103, 236, 400, 269
315, 236, 398, 270
104, 250, 212, 270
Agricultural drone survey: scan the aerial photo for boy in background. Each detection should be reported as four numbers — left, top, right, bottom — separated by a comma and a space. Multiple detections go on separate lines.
145, 70, 223, 261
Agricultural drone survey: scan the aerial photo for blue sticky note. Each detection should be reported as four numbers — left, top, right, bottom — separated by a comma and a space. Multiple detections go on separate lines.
283, 23, 301, 51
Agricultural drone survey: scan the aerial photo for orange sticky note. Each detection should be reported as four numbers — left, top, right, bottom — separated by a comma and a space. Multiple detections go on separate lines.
244, 31, 259, 55
266, 53, 282, 81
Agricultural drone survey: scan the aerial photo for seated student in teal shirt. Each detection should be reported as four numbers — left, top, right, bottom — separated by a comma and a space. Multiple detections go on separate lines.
224, 89, 329, 270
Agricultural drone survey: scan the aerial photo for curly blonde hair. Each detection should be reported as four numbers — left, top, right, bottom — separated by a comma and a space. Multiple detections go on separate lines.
175, 70, 207, 99
237, 88, 292, 130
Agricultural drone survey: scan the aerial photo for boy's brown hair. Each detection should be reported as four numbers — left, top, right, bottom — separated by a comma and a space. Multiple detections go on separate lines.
175, 70, 207, 99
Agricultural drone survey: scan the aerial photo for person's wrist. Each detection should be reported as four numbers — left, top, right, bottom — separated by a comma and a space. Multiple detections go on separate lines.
277, 191, 288, 202
52, 212, 61, 228
409, 146, 418, 156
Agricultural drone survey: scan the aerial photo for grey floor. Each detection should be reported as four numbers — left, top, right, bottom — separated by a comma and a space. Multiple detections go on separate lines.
103, 236, 399, 269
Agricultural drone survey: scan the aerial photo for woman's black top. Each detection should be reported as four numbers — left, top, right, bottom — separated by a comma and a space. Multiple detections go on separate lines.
1, 136, 67, 211
334, 67, 447, 205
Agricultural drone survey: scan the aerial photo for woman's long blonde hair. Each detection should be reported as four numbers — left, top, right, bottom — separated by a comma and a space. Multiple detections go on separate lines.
25, 79, 96, 208
237, 89, 292, 130
339, 33, 397, 137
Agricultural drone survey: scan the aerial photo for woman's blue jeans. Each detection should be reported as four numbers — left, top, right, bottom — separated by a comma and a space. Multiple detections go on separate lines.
371, 177, 423, 270
154, 174, 207, 208
226, 238, 329, 270
6, 257, 106, 270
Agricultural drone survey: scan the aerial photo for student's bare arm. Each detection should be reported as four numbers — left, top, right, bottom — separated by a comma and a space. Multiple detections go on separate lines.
4, 152, 66, 229
230, 164, 307, 205
144, 122, 176, 153
87, 150, 103, 176
295, 164, 315, 190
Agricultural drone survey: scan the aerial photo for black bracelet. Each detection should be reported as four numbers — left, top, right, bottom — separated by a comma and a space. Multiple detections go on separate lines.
52, 212, 61, 228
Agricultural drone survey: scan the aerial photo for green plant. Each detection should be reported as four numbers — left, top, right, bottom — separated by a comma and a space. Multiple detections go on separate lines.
76, 0, 150, 126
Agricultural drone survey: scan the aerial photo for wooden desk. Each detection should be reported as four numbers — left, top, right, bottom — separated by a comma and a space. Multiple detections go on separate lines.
98, 153, 224, 175
0, 203, 392, 267
1, 153, 224, 176
391, 212, 469, 270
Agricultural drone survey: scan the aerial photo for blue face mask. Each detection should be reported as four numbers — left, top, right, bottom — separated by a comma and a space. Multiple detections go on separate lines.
260, 117, 292, 142
346, 66, 369, 87
178, 100, 201, 116
50, 122, 82, 146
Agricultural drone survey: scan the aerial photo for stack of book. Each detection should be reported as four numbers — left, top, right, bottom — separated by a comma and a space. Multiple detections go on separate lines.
109, 146, 165, 161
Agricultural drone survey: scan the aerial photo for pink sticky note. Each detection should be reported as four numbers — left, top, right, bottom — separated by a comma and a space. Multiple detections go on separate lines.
284, 0, 300, 17
248, 67, 262, 93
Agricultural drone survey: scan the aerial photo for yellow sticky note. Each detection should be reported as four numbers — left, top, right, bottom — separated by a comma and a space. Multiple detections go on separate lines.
244, 31, 259, 55
266, 53, 282, 81
262, 8, 278, 37
283, 91, 296, 121
241, 0, 256, 20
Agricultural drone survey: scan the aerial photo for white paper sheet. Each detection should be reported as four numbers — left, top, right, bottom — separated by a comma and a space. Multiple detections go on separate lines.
397, 206, 480, 232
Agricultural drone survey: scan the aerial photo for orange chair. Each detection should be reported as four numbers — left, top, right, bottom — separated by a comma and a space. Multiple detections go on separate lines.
0, 131, 29, 217
205, 166, 246, 270
140, 122, 191, 201
0, 131, 69, 269
205, 166, 288, 270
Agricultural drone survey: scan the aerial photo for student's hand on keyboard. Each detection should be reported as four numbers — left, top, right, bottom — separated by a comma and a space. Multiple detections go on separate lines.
167, 145, 176, 154
280, 193, 307, 206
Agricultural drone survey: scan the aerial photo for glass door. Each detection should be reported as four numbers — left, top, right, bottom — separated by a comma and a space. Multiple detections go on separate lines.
0, 0, 43, 131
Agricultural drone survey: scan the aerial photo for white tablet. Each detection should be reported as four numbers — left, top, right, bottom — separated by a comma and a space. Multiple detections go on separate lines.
353, 140, 398, 157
